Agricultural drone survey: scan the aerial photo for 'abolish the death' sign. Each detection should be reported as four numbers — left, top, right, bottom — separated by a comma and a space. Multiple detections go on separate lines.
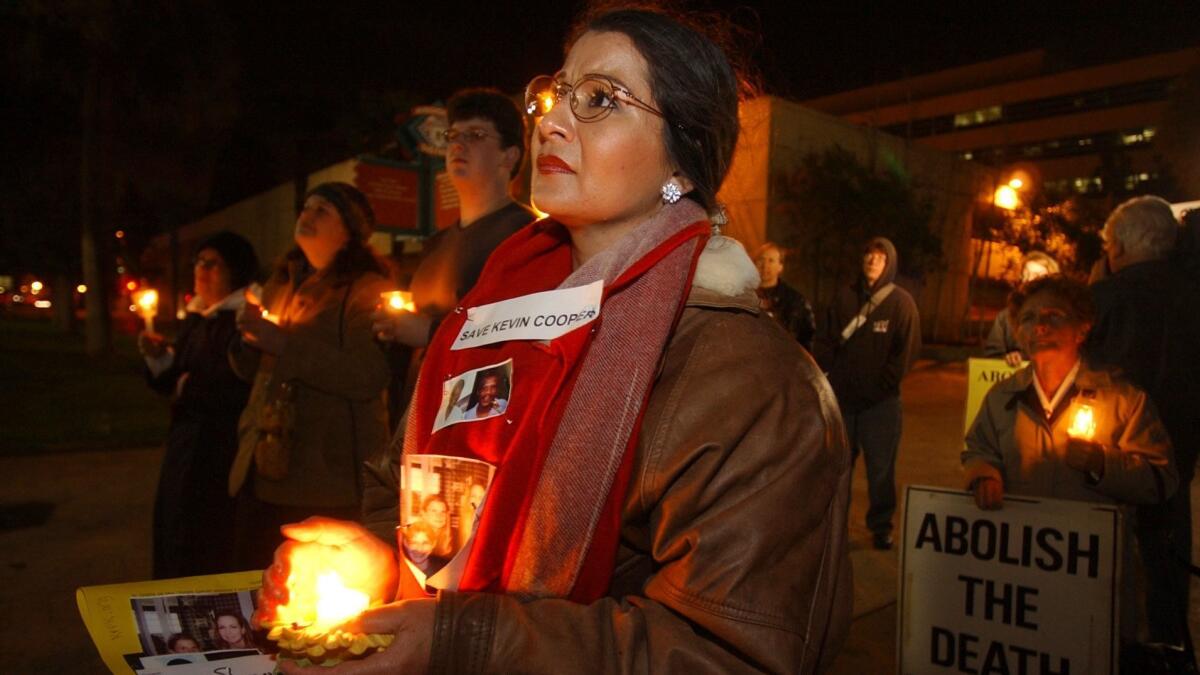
898, 486, 1120, 675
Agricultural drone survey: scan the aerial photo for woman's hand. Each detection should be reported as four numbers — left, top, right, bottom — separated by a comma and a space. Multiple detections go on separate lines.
973, 476, 1004, 510
1003, 351, 1023, 368
137, 331, 168, 358
239, 306, 288, 356
371, 306, 433, 348
254, 517, 400, 629
277, 599, 436, 675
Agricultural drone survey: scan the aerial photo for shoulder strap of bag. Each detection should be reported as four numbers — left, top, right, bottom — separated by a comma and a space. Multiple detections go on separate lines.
840, 282, 895, 344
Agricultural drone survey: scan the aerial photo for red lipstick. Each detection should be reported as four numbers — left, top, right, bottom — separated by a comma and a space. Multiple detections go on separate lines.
537, 155, 574, 174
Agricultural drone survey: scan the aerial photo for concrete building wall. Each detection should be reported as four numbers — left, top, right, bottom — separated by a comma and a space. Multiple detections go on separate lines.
718, 97, 997, 343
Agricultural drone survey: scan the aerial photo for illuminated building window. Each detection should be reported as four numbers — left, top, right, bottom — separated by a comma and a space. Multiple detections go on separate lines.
953, 105, 1003, 129
1121, 126, 1157, 145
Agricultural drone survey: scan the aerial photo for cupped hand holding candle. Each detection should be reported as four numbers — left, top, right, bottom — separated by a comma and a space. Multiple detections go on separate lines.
258, 517, 409, 668
371, 291, 434, 347
237, 305, 288, 355
1065, 404, 1105, 476
382, 290, 415, 313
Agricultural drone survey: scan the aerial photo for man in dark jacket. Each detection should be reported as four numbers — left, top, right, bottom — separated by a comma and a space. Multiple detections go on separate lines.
814, 237, 921, 549
754, 242, 816, 351
1085, 195, 1200, 653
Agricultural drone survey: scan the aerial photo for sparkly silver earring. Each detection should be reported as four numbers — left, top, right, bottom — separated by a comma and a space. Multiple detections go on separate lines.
661, 181, 682, 204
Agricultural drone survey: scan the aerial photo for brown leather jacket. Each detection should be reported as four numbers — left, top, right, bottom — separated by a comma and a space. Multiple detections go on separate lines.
363, 284, 852, 674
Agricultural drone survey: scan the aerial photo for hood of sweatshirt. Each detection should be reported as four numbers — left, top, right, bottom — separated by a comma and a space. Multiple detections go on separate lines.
862, 236, 899, 294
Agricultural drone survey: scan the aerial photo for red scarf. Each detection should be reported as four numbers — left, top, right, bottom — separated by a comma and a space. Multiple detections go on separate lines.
402, 201, 710, 602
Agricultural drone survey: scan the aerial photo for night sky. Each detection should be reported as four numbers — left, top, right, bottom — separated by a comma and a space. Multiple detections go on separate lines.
2, 0, 1196, 274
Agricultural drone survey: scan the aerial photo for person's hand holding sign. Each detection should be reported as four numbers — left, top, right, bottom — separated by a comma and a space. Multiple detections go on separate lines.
972, 476, 1004, 510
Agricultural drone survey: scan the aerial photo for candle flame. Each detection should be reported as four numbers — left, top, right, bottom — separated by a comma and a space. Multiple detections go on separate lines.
135, 289, 158, 313
383, 291, 415, 313
1069, 405, 1096, 440
260, 308, 280, 324
268, 545, 375, 635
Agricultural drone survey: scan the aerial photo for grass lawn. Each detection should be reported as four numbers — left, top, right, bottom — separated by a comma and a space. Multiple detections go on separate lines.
0, 316, 169, 455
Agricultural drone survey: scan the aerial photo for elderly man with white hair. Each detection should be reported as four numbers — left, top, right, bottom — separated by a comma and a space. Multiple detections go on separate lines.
1086, 195, 1200, 660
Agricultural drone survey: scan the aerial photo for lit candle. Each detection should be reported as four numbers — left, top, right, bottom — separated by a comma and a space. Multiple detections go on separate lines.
134, 289, 158, 335
263, 546, 393, 664
1068, 404, 1096, 440
382, 290, 415, 313
260, 308, 280, 325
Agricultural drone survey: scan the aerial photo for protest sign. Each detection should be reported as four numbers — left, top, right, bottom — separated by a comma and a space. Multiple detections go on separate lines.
964, 358, 1022, 434
77, 571, 276, 674
898, 486, 1120, 675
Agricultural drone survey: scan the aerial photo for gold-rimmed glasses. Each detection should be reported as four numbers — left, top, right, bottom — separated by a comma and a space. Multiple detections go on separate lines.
524, 74, 664, 122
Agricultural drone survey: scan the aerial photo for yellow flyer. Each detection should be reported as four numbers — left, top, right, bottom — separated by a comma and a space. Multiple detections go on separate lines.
76, 570, 278, 674
964, 357, 1023, 434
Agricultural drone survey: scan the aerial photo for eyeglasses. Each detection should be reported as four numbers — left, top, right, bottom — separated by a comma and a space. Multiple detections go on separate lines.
525, 74, 664, 122
440, 128, 499, 144
1017, 307, 1074, 328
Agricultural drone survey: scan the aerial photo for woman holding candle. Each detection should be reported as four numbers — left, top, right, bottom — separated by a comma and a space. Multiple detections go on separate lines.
228, 182, 394, 572
962, 274, 1177, 646
139, 231, 259, 579
264, 7, 851, 674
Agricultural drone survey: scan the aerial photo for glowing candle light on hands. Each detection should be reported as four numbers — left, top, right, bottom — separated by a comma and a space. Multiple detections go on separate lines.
263, 543, 394, 665
382, 290, 415, 313
1068, 404, 1096, 440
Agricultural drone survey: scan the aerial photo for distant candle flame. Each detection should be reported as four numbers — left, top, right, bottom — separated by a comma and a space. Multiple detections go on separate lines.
260, 308, 280, 325
135, 289, 158, 315
1069, 405, 1096, 440
383, 290, 415, 313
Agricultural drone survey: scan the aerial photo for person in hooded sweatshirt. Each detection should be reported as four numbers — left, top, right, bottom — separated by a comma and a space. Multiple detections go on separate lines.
814, 237, 921, 550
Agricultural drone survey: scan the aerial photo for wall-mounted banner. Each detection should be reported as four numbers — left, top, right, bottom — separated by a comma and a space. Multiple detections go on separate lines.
898, 486, 1120, 675
964, 358, 1022, 433
452, 280, 602, 350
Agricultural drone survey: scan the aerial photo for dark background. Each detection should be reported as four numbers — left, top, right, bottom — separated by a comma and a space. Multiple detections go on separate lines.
3, 0, 1197, 275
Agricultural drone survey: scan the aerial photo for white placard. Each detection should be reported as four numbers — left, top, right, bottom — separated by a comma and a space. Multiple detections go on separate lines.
451, 280, 602, 350
899, 486, 1120, 675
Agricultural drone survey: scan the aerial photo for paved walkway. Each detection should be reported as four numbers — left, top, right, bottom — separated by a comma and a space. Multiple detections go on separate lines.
2, 360, 1195, 673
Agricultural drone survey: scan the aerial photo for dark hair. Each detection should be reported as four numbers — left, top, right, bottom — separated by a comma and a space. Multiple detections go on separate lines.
447, 88, 527, 179
568, 6, 745, 212
166, 633, 199, 652
213, 611, 256, 648
1006, 275, 1095, 326
195, 231, 259, 291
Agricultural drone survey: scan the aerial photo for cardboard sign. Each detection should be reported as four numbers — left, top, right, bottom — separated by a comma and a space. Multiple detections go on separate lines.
899, 486, 1120, 675
965, 358, 1022, 434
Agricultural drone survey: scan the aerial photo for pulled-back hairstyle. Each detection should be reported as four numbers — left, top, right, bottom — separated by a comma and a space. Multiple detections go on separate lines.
1006, 274, 1095, 326
447, 88, 527, 179
568, 5, 748, 213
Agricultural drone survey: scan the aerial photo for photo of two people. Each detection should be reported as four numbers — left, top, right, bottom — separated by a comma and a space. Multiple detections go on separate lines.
399, 455, 495, 587
432, 359, 513, 433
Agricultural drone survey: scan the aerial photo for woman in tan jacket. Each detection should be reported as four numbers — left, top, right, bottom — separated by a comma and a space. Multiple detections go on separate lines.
228, 182, 393, 571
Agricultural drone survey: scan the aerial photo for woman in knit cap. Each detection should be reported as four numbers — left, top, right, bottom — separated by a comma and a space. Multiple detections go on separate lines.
141, 230, 259, 578
227, 182, 394, 571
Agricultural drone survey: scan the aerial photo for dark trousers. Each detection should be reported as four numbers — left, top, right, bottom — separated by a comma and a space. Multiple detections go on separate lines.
1136, 460, 1195, 649
844, 396, 903, 536
232, 479, 359, 572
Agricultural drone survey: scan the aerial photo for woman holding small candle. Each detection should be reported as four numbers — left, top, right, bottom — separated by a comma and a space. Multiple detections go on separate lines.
140, 231, 259, 579
263, 7, 851, 675
228, 182, 394, 572
962, 274, 1177, 646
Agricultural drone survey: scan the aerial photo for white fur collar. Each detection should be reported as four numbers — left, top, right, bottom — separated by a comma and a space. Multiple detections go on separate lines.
187, 287, 248, 317
692, 235, 760, 297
